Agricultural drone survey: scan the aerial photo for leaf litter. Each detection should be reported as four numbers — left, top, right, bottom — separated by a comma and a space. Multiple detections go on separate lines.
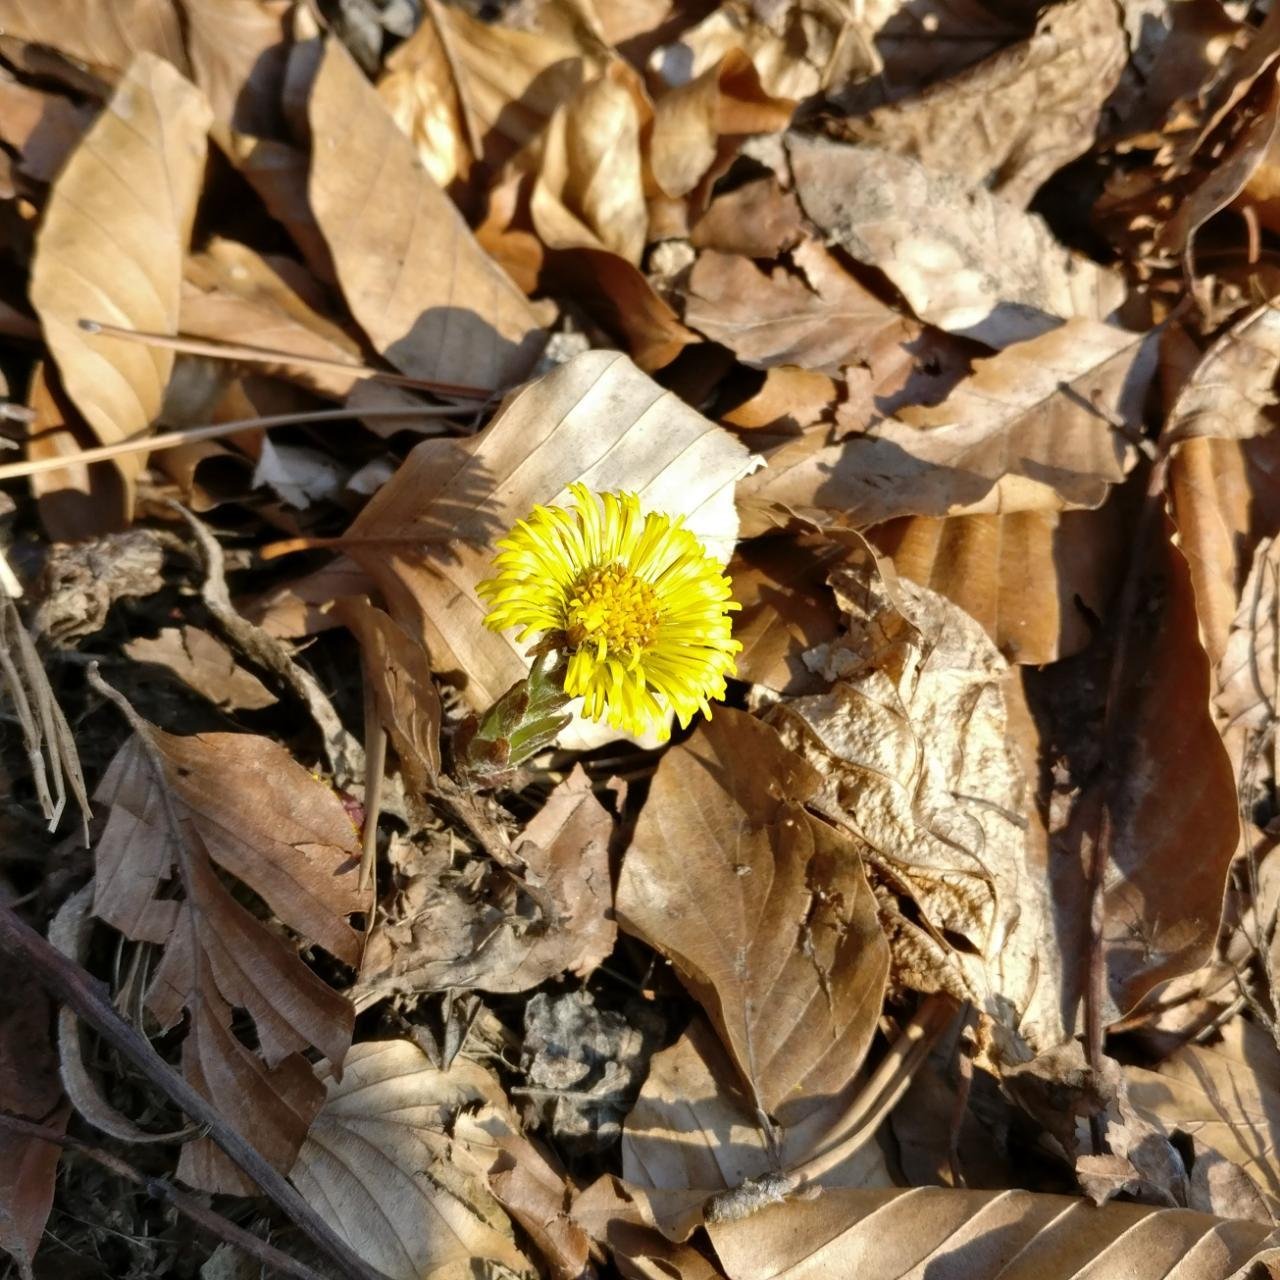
6, 1, 1280, 1278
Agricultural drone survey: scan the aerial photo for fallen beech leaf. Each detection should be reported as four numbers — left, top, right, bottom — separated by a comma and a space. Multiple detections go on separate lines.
616, 709, 890, 1125
180, 238, 362, 399
92, 725, 366, 1191
292, 1039, 536, 1280
357, 764, 614, 997
0, 0, 188, 82
623, 1018, 892, 1212
870, 506, 1125, 664
182, 0, 290, 133
788, 136, 1126, 347
332, 597, 441, 793
690, 174, 803, 258
0, 68, 91, 183
649, 49, 794, 201
830, 0, 1126, 209
767, 556, 1051, 1057
308, 38, 546, 392
1127, 1020, 1280, 1217
343, 350, 754, 717
706, 1184, 1276, 1279
30, 53, 211, 513
740, 319, 1154, 529
0, 985, 67, 1279
531, 64, 650, 263
683, 243, 916, 377
124, 625, 277, 711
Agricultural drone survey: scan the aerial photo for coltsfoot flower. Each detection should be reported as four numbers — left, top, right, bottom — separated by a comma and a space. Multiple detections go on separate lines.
477, 484, 741, 739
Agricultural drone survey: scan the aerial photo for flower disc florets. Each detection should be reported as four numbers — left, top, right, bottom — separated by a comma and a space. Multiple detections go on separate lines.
477, 484, 741, 739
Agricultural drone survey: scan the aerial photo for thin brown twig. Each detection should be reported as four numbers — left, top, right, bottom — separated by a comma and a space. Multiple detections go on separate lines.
0, 898, 387, 1280
0, 1113, 330, 1280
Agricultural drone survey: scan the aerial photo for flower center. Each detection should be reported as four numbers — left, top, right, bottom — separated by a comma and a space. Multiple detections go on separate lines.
565, 562, 661, 653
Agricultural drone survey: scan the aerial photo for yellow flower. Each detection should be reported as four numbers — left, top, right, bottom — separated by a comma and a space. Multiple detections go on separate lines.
477, 484, 741, 739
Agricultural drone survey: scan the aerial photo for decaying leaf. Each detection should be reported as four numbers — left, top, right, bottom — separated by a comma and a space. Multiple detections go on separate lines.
788, 135, 1127, 347
29, 53, 211, 511
308, 38, 547, 393
1218, 536, 1280, 745
343, 349, 755, 720
292, 1039, 536, 1280
91, 723, 367, 1192
123, 624, 277, 711
617, 708, 890, 1126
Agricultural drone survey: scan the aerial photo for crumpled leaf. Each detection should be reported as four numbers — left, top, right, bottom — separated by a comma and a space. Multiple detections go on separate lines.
92, 725, 367, 1192
705, 1184, 1278, 1279
357, 765, 615, 997
1126, 1020, 1280, 1218
1218, 536, 1280, 744
291, 1039, 536, 1280
740, 319, 1155, 531
124, 624, 277, 711
828, 0, 1127, 209
308, 38, 546, 393
766, 554, 1052, 1060
342, 349, 755, 718
788, 135, 1126, 347
29, 53, 211, 513
616, 708, 890, 1126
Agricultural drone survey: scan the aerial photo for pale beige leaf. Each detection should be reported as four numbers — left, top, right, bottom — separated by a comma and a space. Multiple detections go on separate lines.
30, 54, 211, 510
741, 320, 1153, 529
124, 625, 277, 711
92, 727, 366, 1190
870, 507, 1124, 664
1127, 1020, 1280, 1217
344, 350, 754, 715
788, 135, 1126, 347
180, 238, 361, 399
308, 38, 546, 393
616, 709, 890, 1125
1217, 536, 1280, 737
182, 0, 290, 132
531, 65, 650, 264
0, 67, 91, 183
292, 1040, 535, 1280
706, 1185, 1277, 1279
683, 242, 916, 377
1167, 305, 1280, 444
831, 0, 1126, 209
0, 0, 187, 80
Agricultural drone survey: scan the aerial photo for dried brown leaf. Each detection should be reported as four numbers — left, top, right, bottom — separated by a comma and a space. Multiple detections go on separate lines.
344, 350, 753, 718
1217, 536, 1280, 743
616, 709, 890, 1126
182, 0, 290, 133
829, 0, 1126, 209
308, 38, 546, 393
291, 1039, 536, 1280
30, 54, 211, 512
92, 725, 366, 1191
788, 135, 1126, 347
690, 174, 803, 259
741, 319, 1153, 530
123, 624, 277, 711
0, 68, 91, 183
706, 1184, 1278, 1279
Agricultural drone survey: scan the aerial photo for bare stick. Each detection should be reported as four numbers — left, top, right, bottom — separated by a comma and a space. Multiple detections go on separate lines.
79, 319, 491, 400
0, 902, 386, 1280
0, 1113, 330, 1280
0, 406, 453, 483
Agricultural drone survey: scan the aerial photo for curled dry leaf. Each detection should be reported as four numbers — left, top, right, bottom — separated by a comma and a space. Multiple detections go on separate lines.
767, 554, 1053, 1058
740, 319, 1154, 531
123, 624, 277, 711
343, 350, 754, 719
705, 1184, 1277, 1279
29, 53, 211, 513
292, 1039, 536, 1280
357, 764, 614, 998
1218, 536, 1280, 747
787, 135, 1126, 347
829, 0, 1126, 209
1126, 1019, 1280, 1218
308, 38, 546, 393
91, 724, 367, 1191
616, 708, 890, 1126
